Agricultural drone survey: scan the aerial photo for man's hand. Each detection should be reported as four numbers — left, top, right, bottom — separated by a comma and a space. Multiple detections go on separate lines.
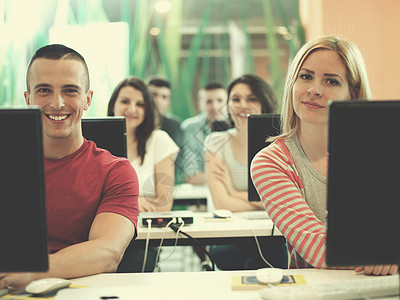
355, 264, 398, 276
0, 273, 35, 289
0, 274, 6, 289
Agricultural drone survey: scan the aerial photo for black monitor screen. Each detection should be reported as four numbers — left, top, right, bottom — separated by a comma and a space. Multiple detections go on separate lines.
0, 107, 48, 272
327, 100, 400, 266
81, 117, 127, 158
248, 114, 281, 202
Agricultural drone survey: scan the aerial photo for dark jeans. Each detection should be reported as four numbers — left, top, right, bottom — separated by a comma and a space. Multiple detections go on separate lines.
116, 246, 158, 273
209, 236, 287, 270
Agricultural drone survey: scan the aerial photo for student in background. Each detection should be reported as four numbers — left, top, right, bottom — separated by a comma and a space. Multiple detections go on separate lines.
108, 76, 178, 213
107, 76, 179, 272
204, 74, 287, 270
179, 82, 228, 185
251, 36, 398, 275
0, 44, 139, 289
147, 76, 182, 148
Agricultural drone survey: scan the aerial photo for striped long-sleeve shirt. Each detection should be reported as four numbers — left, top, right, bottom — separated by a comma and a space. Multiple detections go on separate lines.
251, 138, 328, 269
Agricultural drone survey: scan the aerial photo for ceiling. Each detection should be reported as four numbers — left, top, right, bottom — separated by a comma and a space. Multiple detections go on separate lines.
99, 0, 298, 30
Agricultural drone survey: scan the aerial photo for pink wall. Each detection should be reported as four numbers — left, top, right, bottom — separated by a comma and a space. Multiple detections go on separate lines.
300, 0, 400, 100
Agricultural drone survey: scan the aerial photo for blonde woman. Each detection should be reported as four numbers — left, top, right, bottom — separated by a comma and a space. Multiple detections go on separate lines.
251, 36, 398, 275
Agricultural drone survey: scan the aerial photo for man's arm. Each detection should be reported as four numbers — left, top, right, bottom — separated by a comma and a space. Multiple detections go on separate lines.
0, 212, 134, 289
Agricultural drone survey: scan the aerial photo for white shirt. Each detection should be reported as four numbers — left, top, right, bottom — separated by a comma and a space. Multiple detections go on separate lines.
204, 128, 247, 191
131, 129, 179, 197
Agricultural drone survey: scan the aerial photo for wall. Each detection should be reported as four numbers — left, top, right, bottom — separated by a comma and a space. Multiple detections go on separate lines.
300, 0, 400, 100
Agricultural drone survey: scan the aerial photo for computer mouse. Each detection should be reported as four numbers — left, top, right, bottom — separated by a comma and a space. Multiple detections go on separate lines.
25, 278, 71, 295
256, 268, 283, 285
212, 209, 232, 218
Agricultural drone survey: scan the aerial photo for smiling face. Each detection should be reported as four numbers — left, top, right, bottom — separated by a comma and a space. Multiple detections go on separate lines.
24, 58, 92, 143
228, 83, 262, 130
112, 86, 146, 132
293, 50, 351, 127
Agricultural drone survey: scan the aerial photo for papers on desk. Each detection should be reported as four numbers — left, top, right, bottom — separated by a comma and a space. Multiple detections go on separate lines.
231, 274, 306, 290
0, 289, 8, 297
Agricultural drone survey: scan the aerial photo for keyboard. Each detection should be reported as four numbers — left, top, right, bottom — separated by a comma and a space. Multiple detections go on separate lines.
260, 274, 399, 300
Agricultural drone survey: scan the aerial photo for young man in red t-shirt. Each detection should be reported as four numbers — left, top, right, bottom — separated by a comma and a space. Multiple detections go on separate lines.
0, 44, 139, 289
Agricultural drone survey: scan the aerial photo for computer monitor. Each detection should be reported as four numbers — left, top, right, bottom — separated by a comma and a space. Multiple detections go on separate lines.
0, 107, 48, 272
211, 120, 232, 132
327, 100, 400, 267
248, 114, 281, 202
81, 117, 127, 158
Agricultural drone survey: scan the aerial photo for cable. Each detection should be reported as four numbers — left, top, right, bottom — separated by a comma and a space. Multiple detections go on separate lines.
141, 219, 152, 272
251, 228, 275, 268
268, 224, 290, 269
152, 218, 177, 272
252, 223, 291, 270
288, 246, 295, 269
169, 223, 216, 271
154, 218, 184, 272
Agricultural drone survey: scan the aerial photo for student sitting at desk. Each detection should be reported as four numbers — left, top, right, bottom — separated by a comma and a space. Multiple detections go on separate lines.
250, 36, 398, 275
179, 82, 228, 185
0, 44, 139, 289
107, 77, 179, 272
146, 76, 182, 148
204, 74, 287, 270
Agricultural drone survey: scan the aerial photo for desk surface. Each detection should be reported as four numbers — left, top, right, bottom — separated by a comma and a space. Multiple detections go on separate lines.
137, 211, 282, 242
174, 183, 209, 200
66, 269, 398, 300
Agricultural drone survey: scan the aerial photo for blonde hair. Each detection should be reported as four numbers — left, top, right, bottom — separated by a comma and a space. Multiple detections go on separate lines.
273, 36, 372, 141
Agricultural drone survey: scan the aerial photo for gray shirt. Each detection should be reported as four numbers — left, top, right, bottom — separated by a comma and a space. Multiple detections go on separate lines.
285, 135, 328, 225
178, 113, 211, 178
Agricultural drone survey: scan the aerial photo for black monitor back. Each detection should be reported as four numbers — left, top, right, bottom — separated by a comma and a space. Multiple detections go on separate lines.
0, 107, 48, 272
211, 120, 232, 132
327, 100, 400, 266
81, 117, 127, 158
248, 114, 281, 202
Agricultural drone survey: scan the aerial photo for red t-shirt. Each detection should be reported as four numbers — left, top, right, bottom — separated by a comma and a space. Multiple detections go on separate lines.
44, 139, 139, 253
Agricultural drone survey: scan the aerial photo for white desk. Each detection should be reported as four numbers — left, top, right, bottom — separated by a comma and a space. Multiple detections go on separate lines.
135, 211, 282, 247
172, 183, 210, 211
174, 183, 209, 200
65, 269, 399, 300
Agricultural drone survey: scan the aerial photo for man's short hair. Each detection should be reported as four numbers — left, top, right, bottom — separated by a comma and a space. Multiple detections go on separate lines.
146, 76, 171, 89
26, 44, 90, 92
204, 82, 225, 91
